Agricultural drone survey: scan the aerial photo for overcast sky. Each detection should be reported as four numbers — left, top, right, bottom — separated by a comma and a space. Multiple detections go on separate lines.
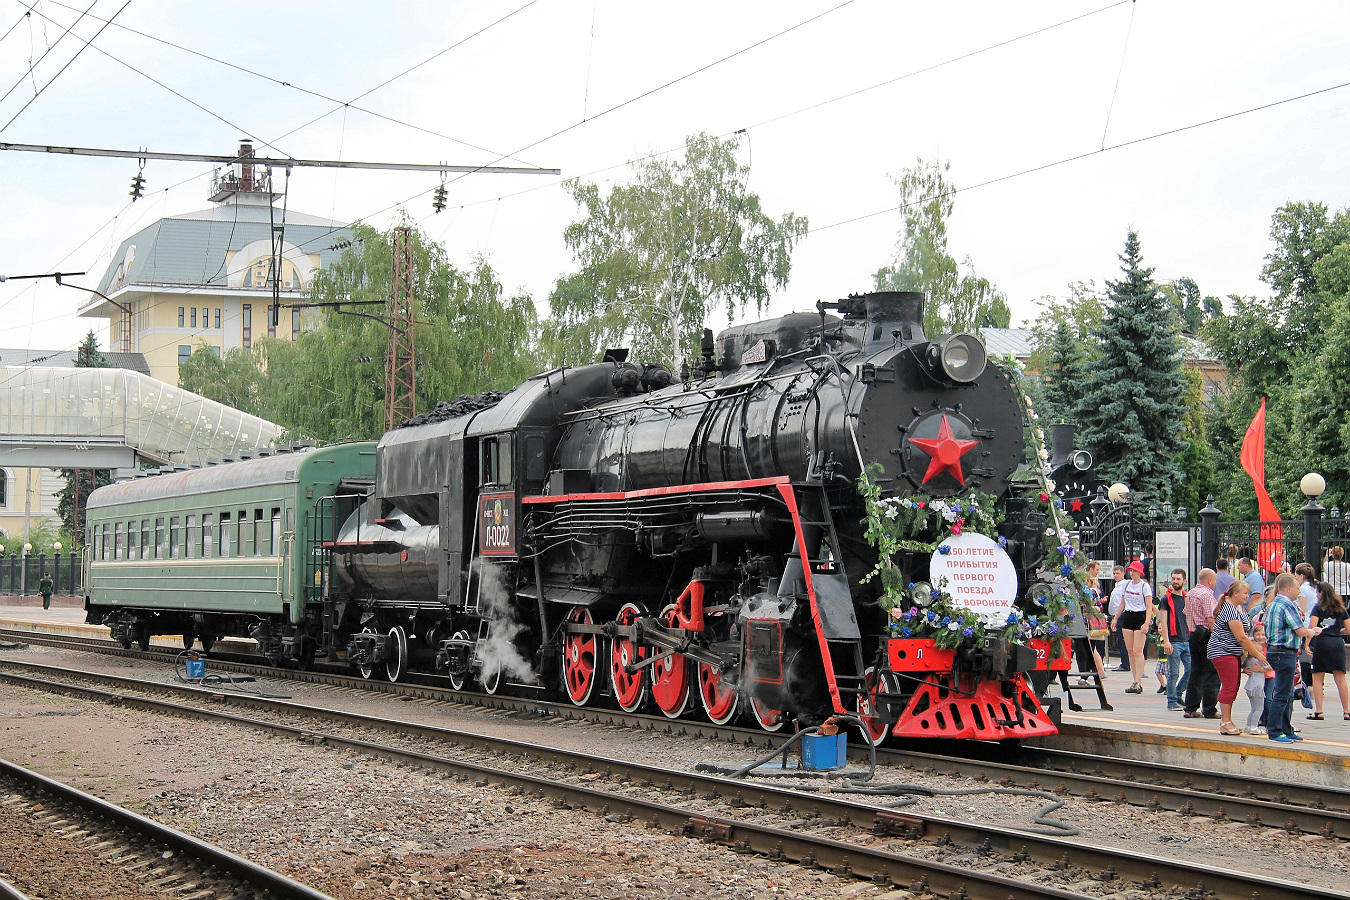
0, 0, 1346, 356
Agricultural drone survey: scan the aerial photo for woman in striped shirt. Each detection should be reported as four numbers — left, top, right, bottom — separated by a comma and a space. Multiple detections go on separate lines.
1207, 581, 1269, 736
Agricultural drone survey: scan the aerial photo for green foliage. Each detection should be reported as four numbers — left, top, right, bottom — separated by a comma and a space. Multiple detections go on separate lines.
1200, 203, 1350, 517
1034, 321, 1089, 426
179, 222, 540, 442
545, 132, 808, 367
1075, 231, 1188, 504
16, 519, 75, 556
1160, 276, 1220, 335
74, 330, 110, 368
1172, 367, 1214, 518
873, 158, 1011, 335
55, 468, 113, 545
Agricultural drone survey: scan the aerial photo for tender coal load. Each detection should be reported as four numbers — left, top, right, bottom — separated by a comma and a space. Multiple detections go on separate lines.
399, 391, 507, 428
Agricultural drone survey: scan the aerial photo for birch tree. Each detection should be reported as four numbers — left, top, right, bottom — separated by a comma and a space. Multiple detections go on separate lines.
545, 132, 808, 367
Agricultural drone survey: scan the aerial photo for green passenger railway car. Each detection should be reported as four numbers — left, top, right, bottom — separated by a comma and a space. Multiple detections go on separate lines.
84, 443, 376, 660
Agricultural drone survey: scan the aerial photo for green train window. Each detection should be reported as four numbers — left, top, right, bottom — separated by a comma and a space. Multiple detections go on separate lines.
141, 520, 150, 560
186, 515, 198, 559
114, 523, 123, 560
256, 508, 267, 555
219, 512, 232, 558
155, 518, 166, 559
270, 508, 281, 556
203, 513, 213, 558
170, 517, 181, 559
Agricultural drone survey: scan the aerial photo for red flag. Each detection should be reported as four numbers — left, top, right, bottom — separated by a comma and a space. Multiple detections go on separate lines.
1240, 398, 1284, 572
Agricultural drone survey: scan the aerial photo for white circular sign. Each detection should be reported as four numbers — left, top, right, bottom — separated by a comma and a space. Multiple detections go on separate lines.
929, 532, 1018, 621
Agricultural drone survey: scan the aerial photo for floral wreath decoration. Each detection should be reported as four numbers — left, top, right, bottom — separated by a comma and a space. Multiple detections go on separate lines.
857, 355, 1096, 654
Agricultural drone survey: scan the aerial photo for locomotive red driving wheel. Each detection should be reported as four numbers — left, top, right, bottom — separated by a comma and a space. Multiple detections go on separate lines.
857, 666, 898, 745
563, 606, 601, 706
651, 604, 690, 718
749, 695, 785, 732
697, 662, 738, 725
610, 603, 649, 712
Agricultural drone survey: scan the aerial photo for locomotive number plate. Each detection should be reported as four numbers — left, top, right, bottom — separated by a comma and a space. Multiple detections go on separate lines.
478, 492, 517, 556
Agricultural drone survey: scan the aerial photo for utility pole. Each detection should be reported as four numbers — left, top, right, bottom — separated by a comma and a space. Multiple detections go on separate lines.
386, 227, 416, 430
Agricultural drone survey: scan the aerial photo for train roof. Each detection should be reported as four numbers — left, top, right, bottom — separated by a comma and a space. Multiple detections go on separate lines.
87, 442, 376, 510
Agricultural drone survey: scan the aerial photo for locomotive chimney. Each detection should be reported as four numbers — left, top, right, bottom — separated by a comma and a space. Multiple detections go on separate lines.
1049, 422, 1076, 468
861, 291, 926, 344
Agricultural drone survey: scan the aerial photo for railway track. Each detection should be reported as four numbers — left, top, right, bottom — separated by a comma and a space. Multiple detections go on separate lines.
4, 627, 1350, 839
0, 658, 1343, 900
0, 753, 332, 900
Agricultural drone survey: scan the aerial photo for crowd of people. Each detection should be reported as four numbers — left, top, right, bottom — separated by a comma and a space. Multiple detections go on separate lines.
1070, 547, 1350, 742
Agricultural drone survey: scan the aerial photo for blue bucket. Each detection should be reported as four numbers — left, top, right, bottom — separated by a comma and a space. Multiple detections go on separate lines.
801, 732, 847, 771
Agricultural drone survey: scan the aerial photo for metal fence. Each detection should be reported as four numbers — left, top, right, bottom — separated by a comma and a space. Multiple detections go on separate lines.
1079, 493, 1349, 590
0, 550, 84, 596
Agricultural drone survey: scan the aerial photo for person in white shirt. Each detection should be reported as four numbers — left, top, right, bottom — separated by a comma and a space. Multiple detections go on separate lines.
1111, 560, 1154, 694
1108, 565, 1128, 671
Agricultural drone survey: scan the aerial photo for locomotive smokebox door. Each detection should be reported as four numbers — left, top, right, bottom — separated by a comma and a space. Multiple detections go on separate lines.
854, 341, 1022, 498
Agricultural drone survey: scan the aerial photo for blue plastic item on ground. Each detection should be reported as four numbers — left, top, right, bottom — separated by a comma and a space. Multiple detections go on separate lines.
800, 732, 847, 770
185, 657, 205, 678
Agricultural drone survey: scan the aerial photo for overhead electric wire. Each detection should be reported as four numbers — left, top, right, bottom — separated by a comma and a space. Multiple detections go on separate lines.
14, 1, 289, 156
435, 0, 857, 195
415, 0, 1133, 228
1100, 0, 1137, 149
266, 1, 545, 163
809, 78, 1350, 237
34, 0, 545, 166
0, 0, 120, 132
0, 7, 32, 49
0, 0, 92, 107
265, 1, 864, 257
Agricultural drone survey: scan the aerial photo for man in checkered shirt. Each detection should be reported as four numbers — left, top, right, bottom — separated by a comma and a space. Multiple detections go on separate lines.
1264, 573, 1325, 743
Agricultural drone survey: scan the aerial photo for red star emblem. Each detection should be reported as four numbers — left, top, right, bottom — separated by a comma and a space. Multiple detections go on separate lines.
908, 414, 979, 485
1070, 498, 1084, 512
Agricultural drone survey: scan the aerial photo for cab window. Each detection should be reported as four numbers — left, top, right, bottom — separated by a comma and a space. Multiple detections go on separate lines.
481, 436, 512, 486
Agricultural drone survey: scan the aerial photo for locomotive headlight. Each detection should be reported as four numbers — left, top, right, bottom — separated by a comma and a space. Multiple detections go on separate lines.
927, 334, 987, 383
1071, 449, 1093, 471
909, 581, 935, 607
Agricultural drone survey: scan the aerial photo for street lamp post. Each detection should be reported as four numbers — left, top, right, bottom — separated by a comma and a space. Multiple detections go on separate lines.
1302, 473, 1327, 579
20, 542, 31, 596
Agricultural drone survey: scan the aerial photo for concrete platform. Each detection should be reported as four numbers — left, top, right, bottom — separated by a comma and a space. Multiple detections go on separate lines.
1039, 672, 1350, 788
0, 602, 250, 652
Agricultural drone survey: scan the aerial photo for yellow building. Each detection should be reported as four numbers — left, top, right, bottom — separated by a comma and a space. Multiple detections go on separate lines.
78, 142, 352, 386
0, 466, 62, 550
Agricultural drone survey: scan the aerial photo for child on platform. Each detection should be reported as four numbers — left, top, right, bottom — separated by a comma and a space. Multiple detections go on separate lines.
1244, 621, 1272, 734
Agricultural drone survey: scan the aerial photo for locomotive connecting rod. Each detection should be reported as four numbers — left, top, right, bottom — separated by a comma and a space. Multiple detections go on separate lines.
564, 618, 725, 669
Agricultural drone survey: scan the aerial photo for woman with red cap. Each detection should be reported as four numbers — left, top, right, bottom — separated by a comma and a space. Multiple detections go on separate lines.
1112, 560, 1154, 694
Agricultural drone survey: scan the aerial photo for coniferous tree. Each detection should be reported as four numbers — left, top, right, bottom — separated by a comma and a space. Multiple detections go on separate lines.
1040, 320, 1088, 425
1075, 231, 1188, 503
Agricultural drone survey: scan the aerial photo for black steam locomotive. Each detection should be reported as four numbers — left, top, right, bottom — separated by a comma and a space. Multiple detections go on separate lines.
326, 290, 1058, 741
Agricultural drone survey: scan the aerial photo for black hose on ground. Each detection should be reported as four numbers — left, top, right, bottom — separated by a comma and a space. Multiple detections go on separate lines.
726, 713, 1076, 836
174, 650, 290, 699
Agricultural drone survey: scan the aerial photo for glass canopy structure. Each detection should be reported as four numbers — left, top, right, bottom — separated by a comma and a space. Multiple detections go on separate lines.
0, 366, 286, 469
